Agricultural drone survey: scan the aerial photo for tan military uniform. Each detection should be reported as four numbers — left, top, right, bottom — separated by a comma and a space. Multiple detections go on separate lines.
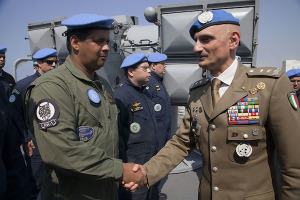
144, 63, 300, 200
24, 56, 123, 200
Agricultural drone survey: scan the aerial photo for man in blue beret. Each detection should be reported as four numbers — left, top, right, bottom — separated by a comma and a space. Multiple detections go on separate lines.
24, 14, 144, 200
146, 52, 171, 152
0, 46, 31, 199
114, 52, 159, 200
128, 10, 300, 200
286, 68, 300, 103
0, 46, 15, 88
9, 48, 57, 200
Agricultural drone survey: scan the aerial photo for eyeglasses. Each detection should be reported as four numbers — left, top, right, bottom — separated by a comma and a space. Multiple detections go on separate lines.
43, 60, 58, 65
138, 65, 151, 71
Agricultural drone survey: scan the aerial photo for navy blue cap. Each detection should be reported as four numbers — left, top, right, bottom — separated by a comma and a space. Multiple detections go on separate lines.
0, 46, 7, 53
189, 10, 240, 38
33, 48, 57, 60
120, 52, 147, 68
148, 53, 167, 63
286, 69, 300, 78
62, 14, 114, 30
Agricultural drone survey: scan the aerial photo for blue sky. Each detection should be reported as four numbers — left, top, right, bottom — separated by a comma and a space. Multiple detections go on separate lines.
1, 0, 300, 81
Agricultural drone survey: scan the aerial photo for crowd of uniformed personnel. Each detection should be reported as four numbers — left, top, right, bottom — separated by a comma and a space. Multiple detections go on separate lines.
0, 9, 300, 200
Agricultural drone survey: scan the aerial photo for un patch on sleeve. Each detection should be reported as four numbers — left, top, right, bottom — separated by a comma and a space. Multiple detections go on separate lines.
35, 99, 60, 130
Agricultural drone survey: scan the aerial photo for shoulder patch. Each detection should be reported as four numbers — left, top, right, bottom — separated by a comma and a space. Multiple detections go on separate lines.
35, 99, 60, 130
247, 67, 284, 78
189, 78, 210, 91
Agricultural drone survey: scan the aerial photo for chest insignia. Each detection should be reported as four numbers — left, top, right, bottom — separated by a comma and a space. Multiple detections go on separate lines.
131, 102, 143, 112
12, 89, 20, 94
228, 97, 260, 125
9, 95, 16, 103
154, 104, 162, 112
192, 107, 203, 114
130, 122, 141, 134
87, 89, 100, 104
76, 126, 94, 142
34, 99, 60, 130
236, 143, 252, 157
249, 82, 266, 95
288, 91, 298, 110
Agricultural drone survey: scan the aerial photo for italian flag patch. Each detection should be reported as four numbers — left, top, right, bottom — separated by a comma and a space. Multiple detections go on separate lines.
288, 92, 298, 110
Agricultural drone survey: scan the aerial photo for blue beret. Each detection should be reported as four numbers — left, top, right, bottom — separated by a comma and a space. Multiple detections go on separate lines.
148, 53, 167, 63
0, 46, 7, 53
33, 48, 57, 60
62, 14, 114, 30
286, 69, 300, 78
120, 52, 147, 68
189, 10, 240, 38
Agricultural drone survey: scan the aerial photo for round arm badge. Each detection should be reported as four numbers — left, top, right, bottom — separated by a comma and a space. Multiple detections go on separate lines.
35, 99, 60, 130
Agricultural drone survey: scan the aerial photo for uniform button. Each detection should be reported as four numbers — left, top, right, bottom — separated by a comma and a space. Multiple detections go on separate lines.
213, 187, 219, 192
243, 134, 248, 139
211, 146, 217, 152
212, 167, 218, 173
210, 124, 216, 131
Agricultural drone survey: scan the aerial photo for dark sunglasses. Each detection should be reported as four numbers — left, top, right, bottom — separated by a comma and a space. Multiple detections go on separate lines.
43, 60, 58, 65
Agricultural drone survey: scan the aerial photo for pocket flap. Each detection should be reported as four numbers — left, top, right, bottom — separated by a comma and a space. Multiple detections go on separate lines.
227, 126, 263, 141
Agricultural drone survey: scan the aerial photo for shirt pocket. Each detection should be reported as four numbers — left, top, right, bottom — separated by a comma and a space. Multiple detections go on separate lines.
227, 125, 265, 164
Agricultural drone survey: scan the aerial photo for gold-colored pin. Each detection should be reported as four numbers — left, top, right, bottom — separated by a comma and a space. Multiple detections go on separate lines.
250, 88, 258, 95
256, 82, 266, 90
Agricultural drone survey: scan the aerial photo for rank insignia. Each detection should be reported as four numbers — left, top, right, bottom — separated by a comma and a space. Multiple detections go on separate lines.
154, 104, 162, 112
145, 86, 149, 90
76, 126, 94, 142
35, 99, 60, 130
288, 91, 298, 110
130, 122, 141, 134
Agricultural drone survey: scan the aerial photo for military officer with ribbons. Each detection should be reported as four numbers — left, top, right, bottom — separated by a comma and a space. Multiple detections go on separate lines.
127, 10, 300, 200
146, 52, 171, 151
114, 52, 159, 200
24, 14, 144, 200
10, 48, 57, 200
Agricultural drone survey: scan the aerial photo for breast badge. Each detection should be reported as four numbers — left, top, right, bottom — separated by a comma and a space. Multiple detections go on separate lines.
236, 143, 252, 157
130, 122, 141, 134
154, 104, 162, 112
131, 102, 143, 112
87, 89, 100, 104
35, 99, 60, 130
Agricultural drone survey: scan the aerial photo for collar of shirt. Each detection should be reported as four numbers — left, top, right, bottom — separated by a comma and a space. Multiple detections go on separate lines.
210, 58, 238, 97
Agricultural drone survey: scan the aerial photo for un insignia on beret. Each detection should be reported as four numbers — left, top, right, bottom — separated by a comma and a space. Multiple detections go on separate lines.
198, 11, 213, 24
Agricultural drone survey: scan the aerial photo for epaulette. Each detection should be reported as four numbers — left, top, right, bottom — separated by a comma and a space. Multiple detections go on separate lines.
246, 67, 284, 78
189, 78, 210, 91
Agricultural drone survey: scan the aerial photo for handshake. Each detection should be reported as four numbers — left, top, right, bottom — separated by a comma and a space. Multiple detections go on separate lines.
122, 163, 147, 192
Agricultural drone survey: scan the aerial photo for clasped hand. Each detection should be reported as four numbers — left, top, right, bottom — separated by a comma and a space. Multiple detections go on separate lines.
122, 163, 147, 192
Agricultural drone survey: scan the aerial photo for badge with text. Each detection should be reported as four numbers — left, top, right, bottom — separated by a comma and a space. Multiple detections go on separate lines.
288, 91, 298, 110
154, 104, 162, 112
35, 99, 60, 130
87, 89, 100, 104
130, 122, 141, 134
76, 126, 94, 142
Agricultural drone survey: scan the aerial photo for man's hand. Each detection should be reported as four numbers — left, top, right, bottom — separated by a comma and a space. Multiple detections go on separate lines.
24, 140, 35, 157
122, 163, 147, 192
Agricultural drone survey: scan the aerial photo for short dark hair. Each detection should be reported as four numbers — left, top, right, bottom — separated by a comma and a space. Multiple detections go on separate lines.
123, 62, 140, 78
66, 29, 92, 53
